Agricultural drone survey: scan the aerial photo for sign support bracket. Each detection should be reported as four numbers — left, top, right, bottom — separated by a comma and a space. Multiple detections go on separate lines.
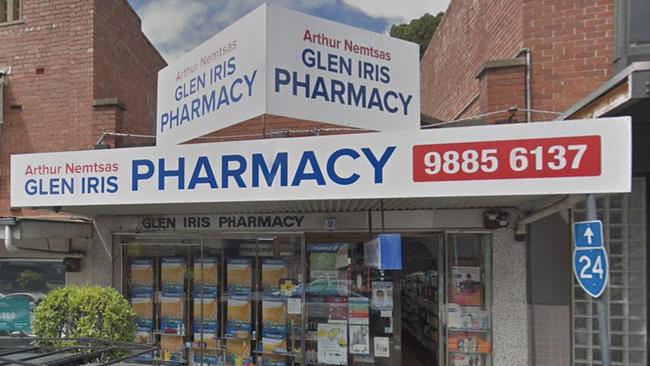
586, 193, 611, 366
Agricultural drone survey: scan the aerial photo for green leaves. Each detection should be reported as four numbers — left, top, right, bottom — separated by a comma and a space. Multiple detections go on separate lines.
16, 270, 46, 291
390, 12, 445, 59
33, 286, 136, 343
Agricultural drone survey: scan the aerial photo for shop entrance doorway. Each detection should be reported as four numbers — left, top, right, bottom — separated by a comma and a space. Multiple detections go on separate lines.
304, 232, 492, 366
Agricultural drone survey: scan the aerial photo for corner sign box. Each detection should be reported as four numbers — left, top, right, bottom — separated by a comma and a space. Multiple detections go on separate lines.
10, 118, 631, 209
156, 4, 420, 146
365, 234, 403, 270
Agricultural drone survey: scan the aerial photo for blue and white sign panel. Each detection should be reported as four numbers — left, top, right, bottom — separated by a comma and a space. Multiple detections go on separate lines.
573, 220, 608, 298
573, 220, 604, 248
156, 4, 420, 146
265, 5, 419, 134
156, 5, 267, 147
10, 118, 631, 208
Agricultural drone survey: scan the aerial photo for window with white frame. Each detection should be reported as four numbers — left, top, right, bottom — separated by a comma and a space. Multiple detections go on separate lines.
0, 0, 22, 24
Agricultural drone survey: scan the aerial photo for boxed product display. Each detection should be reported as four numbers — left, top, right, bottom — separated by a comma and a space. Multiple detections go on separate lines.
161, 257, 186, 295
130, 258, 154, 347
448, 333, 491, 354
193, 286, 219, 341
450, 353, 483, 366
262, 332, 288, 353
132, 295, 154, 343
226, 339, 252, 365
227, 258, 252, 294
194, 257, 219, 287
160, 295, 185, 335
160, 335, 185, 362
262, 296, 287, 335
227, 294, 252, 338
262, 259, 288, 293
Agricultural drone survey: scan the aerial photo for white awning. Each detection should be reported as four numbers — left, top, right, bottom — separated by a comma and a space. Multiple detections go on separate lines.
53, 194, 569, 216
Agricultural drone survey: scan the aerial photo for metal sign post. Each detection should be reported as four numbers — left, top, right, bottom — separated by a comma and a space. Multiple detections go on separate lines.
573, 194, 611, 365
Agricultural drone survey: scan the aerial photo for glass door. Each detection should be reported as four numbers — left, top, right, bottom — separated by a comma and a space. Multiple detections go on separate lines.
400, 234, 444, 366
303, 233, 444, 366
443, 233, 492, 366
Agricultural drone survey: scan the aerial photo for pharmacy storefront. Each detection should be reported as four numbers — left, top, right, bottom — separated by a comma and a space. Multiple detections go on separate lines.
8, 5, 633, 366
10, 117, 632, 366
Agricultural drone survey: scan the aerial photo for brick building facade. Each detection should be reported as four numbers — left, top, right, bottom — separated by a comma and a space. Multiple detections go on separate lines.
1, 1, 647, 365
420, 1, 650, 365
421, 0, 614, 124
0, 0, 166, 217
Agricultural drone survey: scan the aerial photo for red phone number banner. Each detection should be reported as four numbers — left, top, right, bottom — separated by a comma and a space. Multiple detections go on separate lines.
413, 135, 601, 182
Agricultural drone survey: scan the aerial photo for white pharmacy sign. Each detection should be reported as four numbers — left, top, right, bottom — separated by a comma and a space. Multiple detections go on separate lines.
156, 4, 420, 146
11, 118, 631, 208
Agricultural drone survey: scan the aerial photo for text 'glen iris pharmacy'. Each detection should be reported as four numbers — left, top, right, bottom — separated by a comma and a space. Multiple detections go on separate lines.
11, 118, 632, 208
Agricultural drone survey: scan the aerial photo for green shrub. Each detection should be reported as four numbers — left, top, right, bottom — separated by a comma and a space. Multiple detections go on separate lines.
33, 286, 135, 342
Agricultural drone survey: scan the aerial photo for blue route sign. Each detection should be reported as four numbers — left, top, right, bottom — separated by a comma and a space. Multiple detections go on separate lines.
573, 220, 603, 248
573, 220, 608, 298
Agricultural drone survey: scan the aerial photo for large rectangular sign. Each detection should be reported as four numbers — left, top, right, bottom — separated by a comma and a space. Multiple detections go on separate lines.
156, 4, 419, 146
11, 118, 631, 208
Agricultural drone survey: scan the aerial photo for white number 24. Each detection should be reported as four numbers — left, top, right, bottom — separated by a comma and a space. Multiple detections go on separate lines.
579, 255, 604, 280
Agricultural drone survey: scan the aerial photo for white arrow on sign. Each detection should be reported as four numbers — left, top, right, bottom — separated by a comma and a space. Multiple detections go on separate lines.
583, 226, 594, 245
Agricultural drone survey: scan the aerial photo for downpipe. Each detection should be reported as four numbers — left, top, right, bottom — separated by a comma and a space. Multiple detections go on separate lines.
4, 224, 18, 253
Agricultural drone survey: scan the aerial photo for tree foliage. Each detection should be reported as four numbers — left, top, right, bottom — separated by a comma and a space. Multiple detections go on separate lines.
390, 12, 445, 59
33, 286, 135, 342
16, 270, 46, 291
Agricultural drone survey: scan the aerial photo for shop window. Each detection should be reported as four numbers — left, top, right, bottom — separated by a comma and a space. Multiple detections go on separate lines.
119, 232, 493, 366
0, 259, 65, 294
121, 234, 305, 365
0, 0, 21, 24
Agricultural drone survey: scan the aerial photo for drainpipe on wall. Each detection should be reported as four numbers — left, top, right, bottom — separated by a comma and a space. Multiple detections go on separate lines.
0, 71, 5, 125
1, 217, 18, 253
0, 70, 6, 208
516, 48, 532, 122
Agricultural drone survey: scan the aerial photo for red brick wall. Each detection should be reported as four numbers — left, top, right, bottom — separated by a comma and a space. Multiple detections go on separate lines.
0, 0, 95, 215
523, 0, 614, 117
0, 0, 165, 216
93, 0, 166, 143
188, 114, 367, 144
478, 65, 527, 124
421, 0, 614, 122
421, 0, 525, 121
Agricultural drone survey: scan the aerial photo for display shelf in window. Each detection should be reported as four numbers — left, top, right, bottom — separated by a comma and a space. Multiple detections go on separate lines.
159, 257, 188, 363
447, 331, 491, 354
161, 295, 186, 335
130, 258, 155, 356
159, 335, 187, 363
401, 271, 439, 352
449, 353, 485, 366
447, 305, 489, 332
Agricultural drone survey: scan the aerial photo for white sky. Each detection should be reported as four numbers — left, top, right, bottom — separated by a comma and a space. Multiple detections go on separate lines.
342, 0, 449, 21
136, 0, 451, 61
